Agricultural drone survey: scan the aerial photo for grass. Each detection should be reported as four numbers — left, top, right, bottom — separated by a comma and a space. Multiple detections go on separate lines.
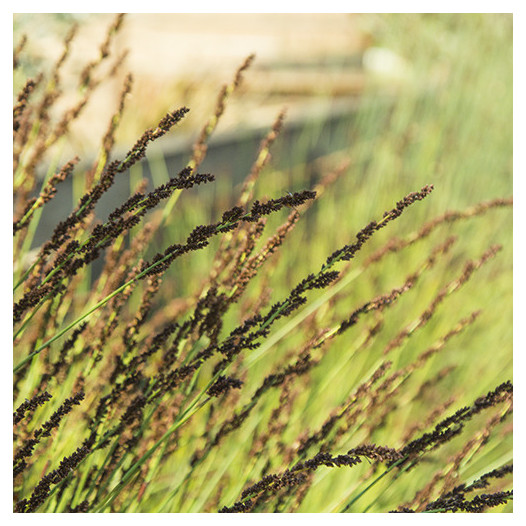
13, 13, 512, 513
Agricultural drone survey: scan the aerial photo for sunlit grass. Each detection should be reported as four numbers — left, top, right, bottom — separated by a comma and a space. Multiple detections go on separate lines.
13, 13, 512, 513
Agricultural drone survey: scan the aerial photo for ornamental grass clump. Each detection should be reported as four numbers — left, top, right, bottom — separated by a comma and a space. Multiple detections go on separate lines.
13, 14, 512, 513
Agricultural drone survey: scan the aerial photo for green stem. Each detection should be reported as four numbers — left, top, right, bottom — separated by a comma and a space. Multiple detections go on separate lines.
13, 211, 255, 373
14, 270, 140, 373
340, 458, 405, 512
90, 394, 213, 512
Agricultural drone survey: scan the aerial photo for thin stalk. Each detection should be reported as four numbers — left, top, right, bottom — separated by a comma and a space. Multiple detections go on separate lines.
13, 207, 277, 372
13, 139, 65, 291
90, 393, 213, 512
339, 458, 406, 512
245, 266, 362, 367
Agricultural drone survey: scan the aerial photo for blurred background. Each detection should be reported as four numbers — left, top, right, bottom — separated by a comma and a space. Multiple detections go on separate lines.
13, 13, 512, 239
12, 12, 513, 361
13, 14, 513, 511
13, 12, 513, 337
14, 13, 371, 153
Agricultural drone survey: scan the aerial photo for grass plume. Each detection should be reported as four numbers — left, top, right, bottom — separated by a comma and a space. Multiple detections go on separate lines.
13, 14, 512, 513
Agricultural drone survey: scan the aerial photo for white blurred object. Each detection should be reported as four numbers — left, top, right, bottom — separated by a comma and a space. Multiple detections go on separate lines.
362, 46, 412, 83
14, 247, 40, 273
